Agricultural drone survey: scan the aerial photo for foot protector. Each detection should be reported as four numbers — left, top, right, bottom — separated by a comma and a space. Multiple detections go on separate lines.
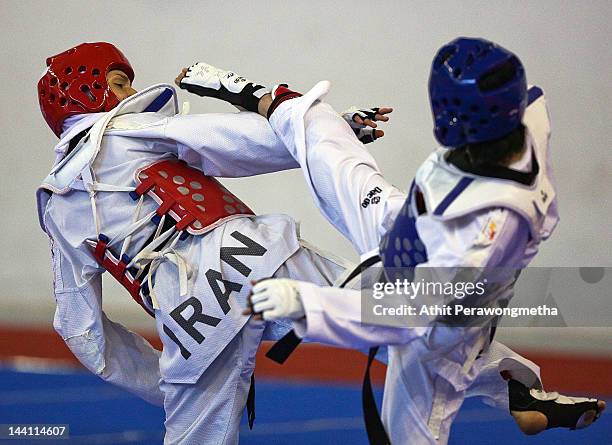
508, 379, 603, 430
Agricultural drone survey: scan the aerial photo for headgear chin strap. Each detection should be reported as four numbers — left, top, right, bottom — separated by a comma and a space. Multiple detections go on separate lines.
38, 42, 134, 137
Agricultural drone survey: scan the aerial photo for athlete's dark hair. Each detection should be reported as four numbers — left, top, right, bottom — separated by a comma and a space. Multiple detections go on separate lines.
456, 124, 526, 167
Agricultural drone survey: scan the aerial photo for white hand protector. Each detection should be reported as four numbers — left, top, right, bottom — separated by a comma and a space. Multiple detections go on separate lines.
250, 279, 305, 321
179, 62, 270, 112
341, 106, 381, 144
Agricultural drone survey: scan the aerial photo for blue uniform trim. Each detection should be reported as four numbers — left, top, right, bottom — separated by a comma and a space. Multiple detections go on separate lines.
433, 177, 474, 216
143, 88, 173, 113
527, 86, 543, 105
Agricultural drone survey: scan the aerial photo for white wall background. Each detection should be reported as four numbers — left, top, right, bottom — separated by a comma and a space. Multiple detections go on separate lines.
1, 0, 610, 353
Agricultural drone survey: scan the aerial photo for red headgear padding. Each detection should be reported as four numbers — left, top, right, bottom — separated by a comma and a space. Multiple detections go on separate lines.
38, 42, 134, 137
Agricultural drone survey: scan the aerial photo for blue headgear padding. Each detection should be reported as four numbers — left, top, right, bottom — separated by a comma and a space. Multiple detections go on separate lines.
429, 37, 527, 147
380, 182, 429, 281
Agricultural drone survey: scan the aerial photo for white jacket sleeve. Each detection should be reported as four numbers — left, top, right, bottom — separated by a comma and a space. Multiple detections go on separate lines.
293, 280, 423, 349
50, 240, 164, 406
293, 209, 530, 348
164, 111, 299, 177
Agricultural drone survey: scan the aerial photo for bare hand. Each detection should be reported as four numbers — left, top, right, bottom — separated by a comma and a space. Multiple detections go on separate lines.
175, 67, 188, 87
353, 107, 393, 138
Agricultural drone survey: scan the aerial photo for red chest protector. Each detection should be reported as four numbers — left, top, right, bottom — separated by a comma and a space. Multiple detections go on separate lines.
132, 158, 254, 233
91, 158, 255, 315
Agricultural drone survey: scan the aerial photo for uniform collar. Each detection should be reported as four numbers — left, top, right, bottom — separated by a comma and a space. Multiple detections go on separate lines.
52, 84, 178, 165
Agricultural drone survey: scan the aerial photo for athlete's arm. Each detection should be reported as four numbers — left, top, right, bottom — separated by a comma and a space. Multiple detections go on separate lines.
249, 208, 529, 348
282, 279, 424, 349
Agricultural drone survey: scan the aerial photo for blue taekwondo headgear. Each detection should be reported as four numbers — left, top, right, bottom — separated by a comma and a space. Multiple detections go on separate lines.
429, 37, 527, 148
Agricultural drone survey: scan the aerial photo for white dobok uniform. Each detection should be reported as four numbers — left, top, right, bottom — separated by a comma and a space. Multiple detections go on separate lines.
267, 81, 558, 444
37, 84, 350, 445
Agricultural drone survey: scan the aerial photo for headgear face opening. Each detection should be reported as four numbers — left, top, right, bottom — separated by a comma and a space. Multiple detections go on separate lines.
38, 42, 134, 137
428, 37, 527, 148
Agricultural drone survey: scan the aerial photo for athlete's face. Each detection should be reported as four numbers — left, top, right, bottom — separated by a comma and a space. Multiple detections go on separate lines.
107, 69, 137, 100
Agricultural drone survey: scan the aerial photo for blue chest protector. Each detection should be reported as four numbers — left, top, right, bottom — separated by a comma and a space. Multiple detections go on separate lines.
380, 181, 429, 275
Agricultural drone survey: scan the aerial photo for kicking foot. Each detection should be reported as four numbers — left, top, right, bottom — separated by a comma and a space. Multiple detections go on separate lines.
508, 378, 606, 435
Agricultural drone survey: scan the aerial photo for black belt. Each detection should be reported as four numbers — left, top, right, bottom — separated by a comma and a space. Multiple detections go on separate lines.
363, 346, 391, 444
247, 373, 256, 429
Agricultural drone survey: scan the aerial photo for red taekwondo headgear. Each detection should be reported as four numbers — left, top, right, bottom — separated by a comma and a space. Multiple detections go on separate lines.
38, 42, 135, 137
